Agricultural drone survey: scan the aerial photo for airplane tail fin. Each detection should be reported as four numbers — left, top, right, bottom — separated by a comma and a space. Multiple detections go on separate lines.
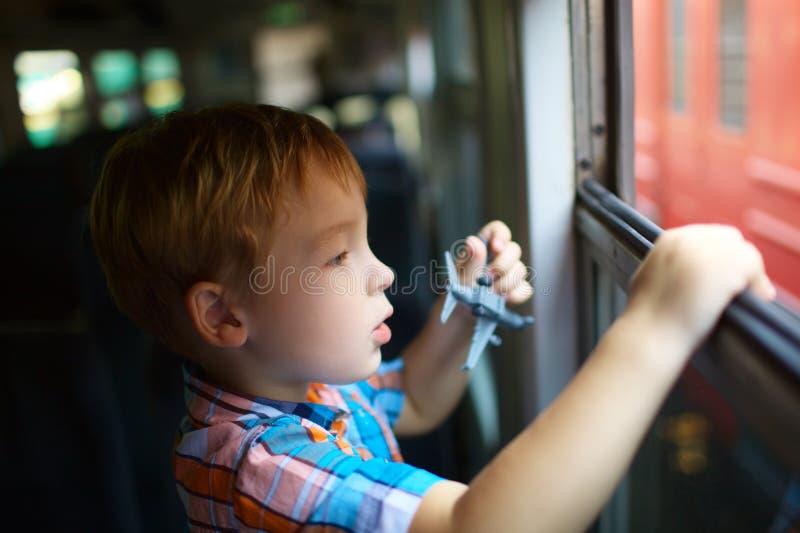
444, 250, 458, 286
441, 292, 458, 323
440, 251, 460, 323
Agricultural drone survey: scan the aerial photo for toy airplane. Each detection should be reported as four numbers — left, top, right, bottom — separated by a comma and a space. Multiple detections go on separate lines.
440, 239, 535, 370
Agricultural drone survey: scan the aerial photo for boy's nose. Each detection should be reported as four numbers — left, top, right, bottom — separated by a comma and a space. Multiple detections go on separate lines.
367, 260, 395, 295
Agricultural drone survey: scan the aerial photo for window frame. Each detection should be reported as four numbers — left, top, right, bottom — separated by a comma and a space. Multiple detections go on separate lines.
568, 0, 800, 528
719, 0, 747, 129
670, 0, 688, 113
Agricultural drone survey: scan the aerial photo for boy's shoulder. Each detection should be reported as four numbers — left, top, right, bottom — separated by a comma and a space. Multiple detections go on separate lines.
174, 358, 443, 532
176, 359, 407, 460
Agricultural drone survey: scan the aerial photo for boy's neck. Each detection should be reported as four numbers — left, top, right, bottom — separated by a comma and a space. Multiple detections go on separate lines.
201, 360, 311, 403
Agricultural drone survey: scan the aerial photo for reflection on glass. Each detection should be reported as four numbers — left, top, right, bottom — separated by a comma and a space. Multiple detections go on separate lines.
626, 365, 800, 532
14, 50, 88, 148
633, 1, 800, 310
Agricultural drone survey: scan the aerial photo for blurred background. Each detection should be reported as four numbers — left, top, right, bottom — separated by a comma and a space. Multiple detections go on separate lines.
0, 1, 502, 531
633, 0, 800, 308
0, 0, 798, 531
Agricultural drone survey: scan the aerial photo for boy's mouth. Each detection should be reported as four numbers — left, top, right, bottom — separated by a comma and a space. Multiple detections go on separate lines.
371, 307, 394, 344
372, 322, 392, 344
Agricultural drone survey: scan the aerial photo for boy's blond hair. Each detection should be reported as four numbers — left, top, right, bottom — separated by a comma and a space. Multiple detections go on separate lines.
89, 104, 367, 353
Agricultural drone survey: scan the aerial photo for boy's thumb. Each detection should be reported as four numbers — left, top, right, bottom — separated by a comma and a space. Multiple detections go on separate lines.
456, 235, 488, 285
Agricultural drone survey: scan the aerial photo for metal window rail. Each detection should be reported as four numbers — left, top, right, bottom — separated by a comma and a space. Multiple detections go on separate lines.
577, 178, 800, 470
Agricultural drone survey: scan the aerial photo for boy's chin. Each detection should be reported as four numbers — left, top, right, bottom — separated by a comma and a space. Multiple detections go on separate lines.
328, 351, 382, 384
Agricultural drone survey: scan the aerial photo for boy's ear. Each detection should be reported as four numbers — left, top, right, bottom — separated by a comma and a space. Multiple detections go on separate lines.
185, 282, 247, 348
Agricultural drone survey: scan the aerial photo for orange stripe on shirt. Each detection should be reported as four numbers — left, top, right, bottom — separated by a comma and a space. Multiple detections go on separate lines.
234, 489, 301, 532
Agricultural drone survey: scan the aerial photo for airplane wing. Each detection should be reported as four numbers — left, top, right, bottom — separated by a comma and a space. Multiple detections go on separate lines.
441, 251, 480, 322
497, 308, 536, 329
462, 317, 498, 370
441, 291, 458, 323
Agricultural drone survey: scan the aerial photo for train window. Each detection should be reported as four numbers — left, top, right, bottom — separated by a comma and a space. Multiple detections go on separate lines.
575, 0, 799, 530
720, 0, 746, 129
670, 0, 687, 112
633, 0, 800, 311
13, 50, 88, 148
577, 179, 800, 533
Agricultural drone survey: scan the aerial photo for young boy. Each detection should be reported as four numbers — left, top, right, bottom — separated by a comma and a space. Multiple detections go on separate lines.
89, 104, 775, 533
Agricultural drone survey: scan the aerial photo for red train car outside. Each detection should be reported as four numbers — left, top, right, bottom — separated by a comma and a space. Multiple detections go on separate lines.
633, 0, 800, 307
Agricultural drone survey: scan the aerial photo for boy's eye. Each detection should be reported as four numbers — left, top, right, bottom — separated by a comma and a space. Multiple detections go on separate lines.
327, 251, 349, 267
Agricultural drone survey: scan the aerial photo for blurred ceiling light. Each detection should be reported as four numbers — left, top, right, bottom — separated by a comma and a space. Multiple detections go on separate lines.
253, 25, 329, 69
14, 50, 78, 76
252, 24, 329, 110
14, 50, 87, 148
406, 34, 436, 98
306, 104, 337, 130
383, 95, 421, 155
92, 50, 138, 96
55, 69, 86, 108
17, 65, 84, 115
22, 112, 59, 148
17, 76, 59, 115
142, 48, 181, 84
144, 78, 185, 115
335, 95, 378, 128
99, 98, 130, 130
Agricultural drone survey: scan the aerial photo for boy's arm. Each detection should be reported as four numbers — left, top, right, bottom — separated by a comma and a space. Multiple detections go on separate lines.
407, 225, 775, 533
394, 222, 530, 437
392, 293, 476, 436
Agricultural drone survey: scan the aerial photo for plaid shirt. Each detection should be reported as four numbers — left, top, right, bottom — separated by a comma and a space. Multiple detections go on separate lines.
174, 359, 443, 532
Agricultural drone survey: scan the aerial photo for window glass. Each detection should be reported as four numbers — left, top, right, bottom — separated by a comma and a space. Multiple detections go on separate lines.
584, 254, 799, 532
633, 0, 800, 310
626, 366, 799, 532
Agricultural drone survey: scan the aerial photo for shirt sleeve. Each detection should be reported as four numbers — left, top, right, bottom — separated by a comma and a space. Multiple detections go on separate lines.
357, 357, 406, 428
232, 419, 444, 532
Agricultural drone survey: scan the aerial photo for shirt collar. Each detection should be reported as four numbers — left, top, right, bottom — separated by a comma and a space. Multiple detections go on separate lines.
182, 361, 347, 431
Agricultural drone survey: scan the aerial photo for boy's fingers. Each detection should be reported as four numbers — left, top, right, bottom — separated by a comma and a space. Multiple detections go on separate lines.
751, 274, 777, 301
742, 241, 776, 301
478, 220, 512, 256
506, 282, 534, 304
488, 241, 522, 279
493, 260, 528, 294
455, 235, 488, 284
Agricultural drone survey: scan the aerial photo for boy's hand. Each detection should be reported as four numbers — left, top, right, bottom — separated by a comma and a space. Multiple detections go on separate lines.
454, 220, 533, 305
625, 224, 776, 353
